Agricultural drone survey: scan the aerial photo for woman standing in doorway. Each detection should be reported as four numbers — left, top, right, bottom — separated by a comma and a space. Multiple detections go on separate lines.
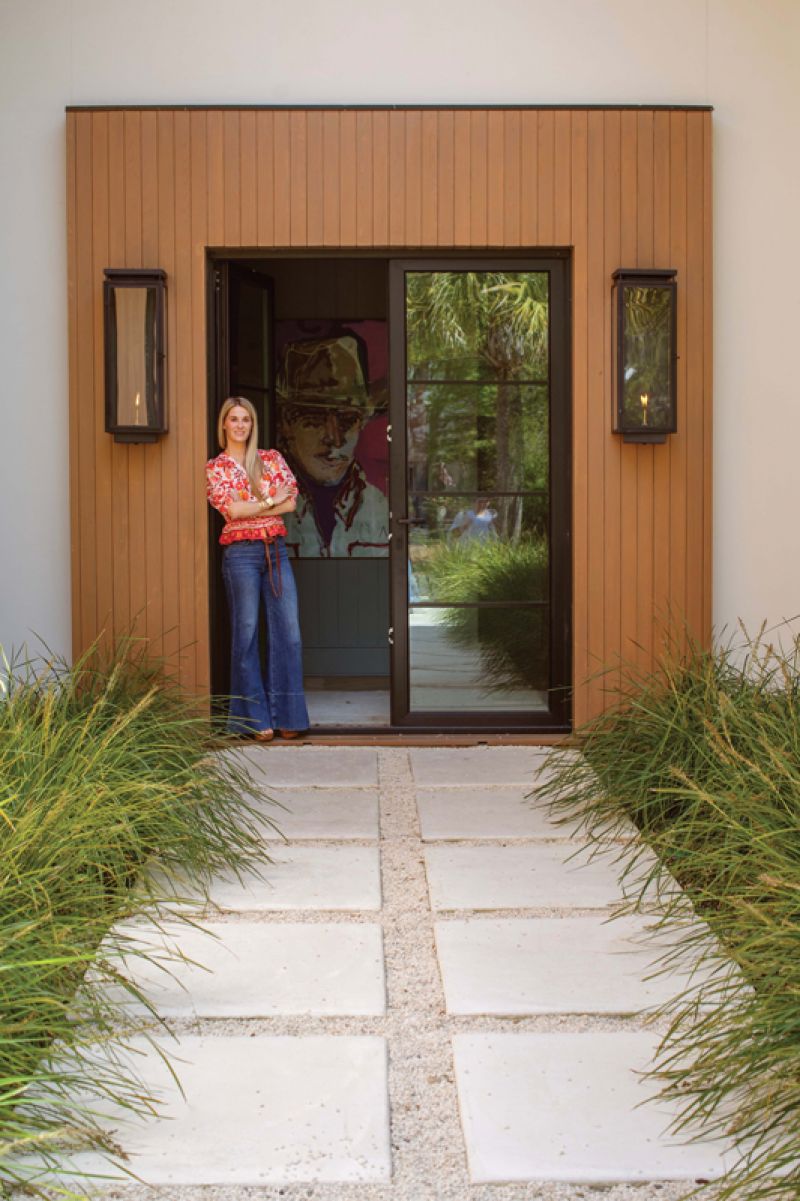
206, 397, 309, 741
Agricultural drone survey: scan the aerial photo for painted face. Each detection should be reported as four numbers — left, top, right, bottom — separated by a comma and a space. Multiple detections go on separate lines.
281, 406, 362, 486
223, 405, 252, 448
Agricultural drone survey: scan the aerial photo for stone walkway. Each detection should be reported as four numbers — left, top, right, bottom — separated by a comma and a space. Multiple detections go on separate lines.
67, 747, 732, 1200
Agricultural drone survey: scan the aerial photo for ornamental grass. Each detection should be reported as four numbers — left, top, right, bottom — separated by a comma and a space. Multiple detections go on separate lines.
537, 625, 800, 1201
0, 639, 275, 1198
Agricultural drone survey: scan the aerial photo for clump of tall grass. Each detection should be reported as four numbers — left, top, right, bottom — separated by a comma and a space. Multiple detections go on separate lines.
0, 639, 276, 1197
538, 626, 800, 1200
423, 537, 548, 691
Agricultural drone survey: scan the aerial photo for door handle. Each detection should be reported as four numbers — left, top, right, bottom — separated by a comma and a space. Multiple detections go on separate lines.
394, 517, 426, 525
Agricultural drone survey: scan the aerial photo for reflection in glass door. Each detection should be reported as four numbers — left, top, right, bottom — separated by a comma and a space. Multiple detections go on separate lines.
389, 260, 571, 730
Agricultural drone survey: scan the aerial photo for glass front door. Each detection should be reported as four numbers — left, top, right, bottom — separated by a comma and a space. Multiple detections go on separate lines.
389, 259, 571, 731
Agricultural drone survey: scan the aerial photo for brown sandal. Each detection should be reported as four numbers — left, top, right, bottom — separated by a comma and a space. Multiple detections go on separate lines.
254, 728, 274, 742
279, 729, 300, 740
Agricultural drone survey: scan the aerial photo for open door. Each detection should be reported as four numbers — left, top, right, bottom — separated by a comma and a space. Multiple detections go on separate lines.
208, 262, 274, 699
388, 258, 571, 732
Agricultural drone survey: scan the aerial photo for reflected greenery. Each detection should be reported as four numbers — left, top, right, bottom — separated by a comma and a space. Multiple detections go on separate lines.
405, 270, 552, 695
406, 271, 549, 381
423, 535, 548, 605
411, 520, 548, 603
408, 383, 548, 494
405, 271, 550, 540
622, 285, 673, 429
420, 537, 549, 691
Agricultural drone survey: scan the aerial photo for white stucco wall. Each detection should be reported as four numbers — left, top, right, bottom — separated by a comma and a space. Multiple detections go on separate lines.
1, 0, 798, 660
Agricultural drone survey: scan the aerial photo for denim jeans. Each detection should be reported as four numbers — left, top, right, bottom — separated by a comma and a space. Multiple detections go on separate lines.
221, 538, 309, 735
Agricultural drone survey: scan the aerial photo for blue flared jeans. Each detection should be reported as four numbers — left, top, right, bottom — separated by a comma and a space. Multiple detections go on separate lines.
221, 538, 309, 735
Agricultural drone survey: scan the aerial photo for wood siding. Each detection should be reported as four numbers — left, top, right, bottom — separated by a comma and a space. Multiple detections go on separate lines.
66, 107, 713, 726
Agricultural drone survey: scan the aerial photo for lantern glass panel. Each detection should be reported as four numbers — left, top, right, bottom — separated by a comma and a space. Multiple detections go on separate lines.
111, 285, 159, 428
621, 284, 673, 433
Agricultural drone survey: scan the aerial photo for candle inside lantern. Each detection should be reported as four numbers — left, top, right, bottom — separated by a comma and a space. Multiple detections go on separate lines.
640, 392, 649, 427
134, 391, 142, 424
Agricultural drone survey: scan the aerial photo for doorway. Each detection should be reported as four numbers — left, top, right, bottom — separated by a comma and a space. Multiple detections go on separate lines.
208, 253, 571, 733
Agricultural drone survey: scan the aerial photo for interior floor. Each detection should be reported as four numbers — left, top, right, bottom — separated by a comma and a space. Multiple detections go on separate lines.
305, 688, 391, 728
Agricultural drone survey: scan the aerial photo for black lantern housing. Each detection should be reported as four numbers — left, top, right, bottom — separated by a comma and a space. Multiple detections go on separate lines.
612, 268, 677, 444
104, 268, 167, 443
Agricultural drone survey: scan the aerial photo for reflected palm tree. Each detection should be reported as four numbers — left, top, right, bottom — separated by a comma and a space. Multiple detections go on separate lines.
405, 272, 549, 539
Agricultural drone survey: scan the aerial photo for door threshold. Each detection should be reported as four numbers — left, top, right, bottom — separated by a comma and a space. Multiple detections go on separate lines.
261, 730, 574, 747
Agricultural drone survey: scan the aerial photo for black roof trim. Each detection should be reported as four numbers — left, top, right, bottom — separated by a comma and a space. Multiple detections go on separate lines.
66, 102, 714, 114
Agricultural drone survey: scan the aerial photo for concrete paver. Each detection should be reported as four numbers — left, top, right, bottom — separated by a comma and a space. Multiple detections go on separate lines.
425, 843, 623, 910
239, 745, 379, 786
417, 785, 570, 840
254, 787, 380, 840
434, 915, 695, 1014
453, 1031, 732, 1183
112, 921, 386, 1016
62, 1034, 391, 1184
206, 846, 382, 911
410, 746, 552, 786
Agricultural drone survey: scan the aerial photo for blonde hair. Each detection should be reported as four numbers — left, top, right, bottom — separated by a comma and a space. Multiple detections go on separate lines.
217, 397, 264, 498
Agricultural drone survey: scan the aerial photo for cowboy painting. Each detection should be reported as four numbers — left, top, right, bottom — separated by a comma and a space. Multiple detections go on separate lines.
276, 333, 390, 558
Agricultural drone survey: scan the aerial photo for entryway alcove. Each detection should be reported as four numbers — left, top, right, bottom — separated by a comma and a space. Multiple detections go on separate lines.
210, 252, 571, 733
66, 105, 713, 732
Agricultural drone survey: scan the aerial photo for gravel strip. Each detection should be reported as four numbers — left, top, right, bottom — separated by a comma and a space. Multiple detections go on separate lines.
96, 1184, 710, 1200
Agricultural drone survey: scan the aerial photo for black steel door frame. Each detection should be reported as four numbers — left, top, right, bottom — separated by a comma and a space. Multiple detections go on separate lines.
207, 249, 572, 733
207, 260, 275, 703
387, 255, 572, 733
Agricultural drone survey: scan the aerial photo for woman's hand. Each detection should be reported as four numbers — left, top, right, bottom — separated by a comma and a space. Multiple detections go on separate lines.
256, 479, 296, 517
268, 483, 294, 507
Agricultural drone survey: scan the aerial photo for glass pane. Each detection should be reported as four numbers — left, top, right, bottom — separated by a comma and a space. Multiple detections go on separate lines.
407, 496, 548, 603
407, 383, 548, 494
409, 605, 550, 710
114, 287, 157, 426
406, 271, 549, 381
622, 284, 673, 428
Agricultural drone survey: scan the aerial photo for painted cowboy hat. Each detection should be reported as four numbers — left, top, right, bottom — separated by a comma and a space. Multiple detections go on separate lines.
277, 335, 373, 414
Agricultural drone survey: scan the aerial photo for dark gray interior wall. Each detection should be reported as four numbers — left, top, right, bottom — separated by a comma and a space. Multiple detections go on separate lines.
294, 560, 389, 678
260, 257, 387, 324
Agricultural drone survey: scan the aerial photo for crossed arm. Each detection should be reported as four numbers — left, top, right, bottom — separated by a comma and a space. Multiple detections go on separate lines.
225, 483, 297, 520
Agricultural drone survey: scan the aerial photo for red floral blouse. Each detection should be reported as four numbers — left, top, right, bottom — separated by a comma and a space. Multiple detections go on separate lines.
206, 449, 298, 545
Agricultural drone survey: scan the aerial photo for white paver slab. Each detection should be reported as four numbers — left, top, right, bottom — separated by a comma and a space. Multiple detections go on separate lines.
114, 921, 385, 1017
207, 846, 382, 911
57, 1035, 391, 1184
417, 787, 568, 841
410, 747, 552, 786
453, 1031, 732, 1183
435, 916, 692, 1014
425, 844, 622, 910
237, 746, 379, 786
252, 788, 380, 840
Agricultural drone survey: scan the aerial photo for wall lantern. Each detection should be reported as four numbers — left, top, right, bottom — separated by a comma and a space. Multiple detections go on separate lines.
103, 268, 167, 443
612, 268, 677, 444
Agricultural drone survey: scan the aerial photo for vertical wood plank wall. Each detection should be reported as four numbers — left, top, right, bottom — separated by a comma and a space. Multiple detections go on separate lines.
66, 107, 713, 726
